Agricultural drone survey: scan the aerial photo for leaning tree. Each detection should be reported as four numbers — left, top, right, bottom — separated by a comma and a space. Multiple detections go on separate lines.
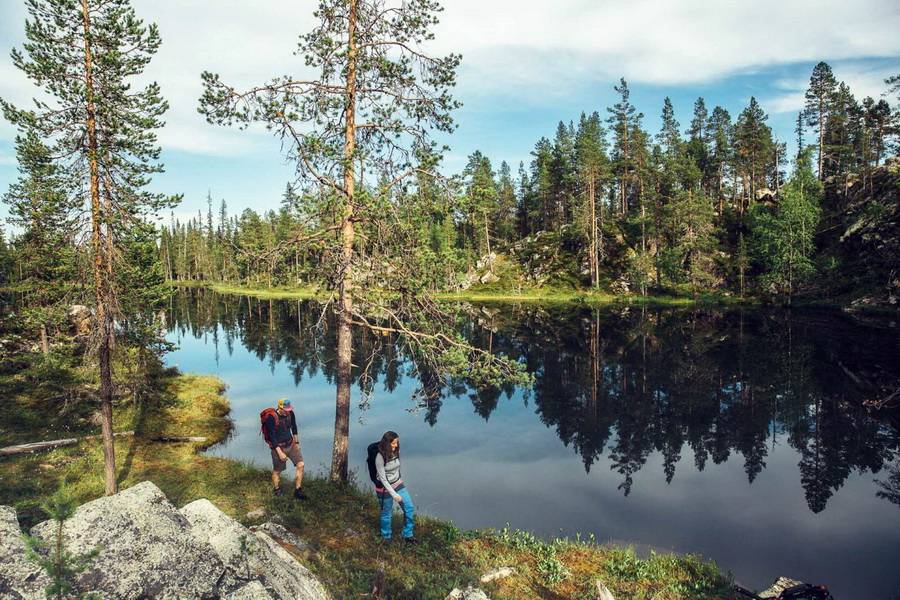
3, 0, 176, 494
200, 0, 528, 482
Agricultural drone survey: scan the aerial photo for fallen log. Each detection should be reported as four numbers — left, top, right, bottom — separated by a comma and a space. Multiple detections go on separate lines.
150, 436, 209, 443
1, 431, 207, 457
0, 438, 79, 456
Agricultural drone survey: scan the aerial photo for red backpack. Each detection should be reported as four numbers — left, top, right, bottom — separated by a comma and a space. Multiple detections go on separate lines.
260, 408, 279, 446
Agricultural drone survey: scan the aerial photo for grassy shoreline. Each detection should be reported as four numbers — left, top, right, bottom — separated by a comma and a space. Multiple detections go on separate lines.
168, 280, 900, 315
168, 279, 753, 307
1, 371, 738, 599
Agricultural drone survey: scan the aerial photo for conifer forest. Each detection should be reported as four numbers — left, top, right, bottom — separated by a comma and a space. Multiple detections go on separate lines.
1, 1, 899, 599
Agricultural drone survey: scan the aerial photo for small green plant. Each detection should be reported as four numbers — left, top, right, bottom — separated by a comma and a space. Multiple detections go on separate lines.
24, 485, 100, 600
238, 533, 256, 580
602, 547, 643, 582
536, 544, 567, 586
440, 521, 461, 544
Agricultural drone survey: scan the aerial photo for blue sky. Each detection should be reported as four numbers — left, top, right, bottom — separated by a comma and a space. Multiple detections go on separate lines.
1, 0, 899, 228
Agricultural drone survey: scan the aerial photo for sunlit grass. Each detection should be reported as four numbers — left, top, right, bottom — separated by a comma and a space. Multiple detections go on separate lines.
168, 278, 753, 308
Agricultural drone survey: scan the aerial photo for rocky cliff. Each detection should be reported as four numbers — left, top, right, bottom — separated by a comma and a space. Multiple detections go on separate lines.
832, 158, 900, 309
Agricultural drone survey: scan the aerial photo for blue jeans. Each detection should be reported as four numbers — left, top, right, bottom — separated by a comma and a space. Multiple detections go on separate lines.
377, 486, 415, 539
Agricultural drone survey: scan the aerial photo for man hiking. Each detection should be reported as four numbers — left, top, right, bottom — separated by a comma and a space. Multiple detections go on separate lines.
261, 398, 307, 500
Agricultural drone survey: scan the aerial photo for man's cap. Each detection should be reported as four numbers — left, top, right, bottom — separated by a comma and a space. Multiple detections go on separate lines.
277, 397, 292, 410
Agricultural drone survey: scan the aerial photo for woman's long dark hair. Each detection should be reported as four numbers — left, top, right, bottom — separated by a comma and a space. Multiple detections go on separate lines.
378, 431, 400, 461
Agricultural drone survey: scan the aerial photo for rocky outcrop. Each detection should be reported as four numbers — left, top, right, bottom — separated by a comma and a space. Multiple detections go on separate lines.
0, 505, 50, 600
67, 304, 92, 335
182, 498, 328, 600
2, 481, 329, 600
834, 160, 900, 308
510, 226, 582, 288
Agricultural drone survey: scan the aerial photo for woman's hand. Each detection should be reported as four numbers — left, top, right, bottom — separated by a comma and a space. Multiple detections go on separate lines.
393, 493, 403, 503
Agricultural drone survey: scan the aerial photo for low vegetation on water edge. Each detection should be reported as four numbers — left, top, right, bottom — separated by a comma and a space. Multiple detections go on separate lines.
1, 371, 737, 599
169, 279, 750, 308
172, 279, 325, 300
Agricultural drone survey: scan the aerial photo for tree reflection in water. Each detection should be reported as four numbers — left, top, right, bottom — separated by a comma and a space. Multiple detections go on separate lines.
167, 289, 900, 513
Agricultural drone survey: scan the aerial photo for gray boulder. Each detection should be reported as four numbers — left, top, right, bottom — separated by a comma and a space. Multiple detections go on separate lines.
0, 505, 49, 600
181, 499, 329, 600
3, 482, 331, 600
446, 585, 491, 600
29, 481, 226, 599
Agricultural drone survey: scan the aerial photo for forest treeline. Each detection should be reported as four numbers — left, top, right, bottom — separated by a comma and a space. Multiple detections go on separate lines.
157, 62, 899, 303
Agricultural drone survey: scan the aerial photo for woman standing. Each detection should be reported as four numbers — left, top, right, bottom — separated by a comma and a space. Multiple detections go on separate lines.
374, 431, 417, 544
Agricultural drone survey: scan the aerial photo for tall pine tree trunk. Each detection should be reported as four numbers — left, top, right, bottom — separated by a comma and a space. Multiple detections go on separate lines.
82, 0, 117, 496
40, 323, 49, 354
589, 176, 597, 288
817, 96, 824, 181
331, 0, 358, 484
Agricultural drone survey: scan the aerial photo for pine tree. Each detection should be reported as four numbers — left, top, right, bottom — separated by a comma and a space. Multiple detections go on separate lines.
707, 106, 733, 214
463, 150, 498, 257
607, 78, 642, 216
515, 161, 533, 237
2, 132, 78, 353
658, 97, 682, 157
825, 82, 861, 184
0, 230, 11, 285
688, 97, 708, 143
200, 0, 526, 482
804, 62, 838, 181
3, 0, 176, 494
574, 112, 609, 287
529, 137, 554, 232
550, 121, 577, 230
496, 161, 517, 245
686, 97, 711, 196
859, 97, 892, 192
667, 189, 718, 292
733, 97, 774, 213
751, 149, 821, 302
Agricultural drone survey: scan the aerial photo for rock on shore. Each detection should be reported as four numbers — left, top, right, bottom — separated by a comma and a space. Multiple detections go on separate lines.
0, 481, 330, 599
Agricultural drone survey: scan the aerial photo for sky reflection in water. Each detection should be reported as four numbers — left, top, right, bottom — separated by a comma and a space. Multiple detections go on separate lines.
164, 291, 900, 599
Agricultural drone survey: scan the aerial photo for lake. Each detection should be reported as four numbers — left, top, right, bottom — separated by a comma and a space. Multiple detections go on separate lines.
164, 289, 900, 599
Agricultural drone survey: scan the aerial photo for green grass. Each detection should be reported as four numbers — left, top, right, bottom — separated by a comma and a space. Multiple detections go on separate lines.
0, 370, 738, 599
169, 278, 754, 308
168, 280, 324, 300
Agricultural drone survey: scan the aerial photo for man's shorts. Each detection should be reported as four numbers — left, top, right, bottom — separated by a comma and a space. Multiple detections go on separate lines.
271, 442, 303, 472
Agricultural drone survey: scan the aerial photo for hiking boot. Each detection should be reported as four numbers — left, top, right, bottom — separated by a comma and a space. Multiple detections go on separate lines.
272, 486, 283, 497
403, 537, 419, 546
294, 487, 308, 500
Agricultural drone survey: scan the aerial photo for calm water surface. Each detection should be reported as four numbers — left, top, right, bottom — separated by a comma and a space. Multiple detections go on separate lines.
164, 290, 900, 599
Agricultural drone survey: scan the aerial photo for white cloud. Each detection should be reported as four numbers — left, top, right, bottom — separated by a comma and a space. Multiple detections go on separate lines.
1, 0, 899, 155
763, 62, 898, 114
0, 1, 316, 156
433, 0, 900, 94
